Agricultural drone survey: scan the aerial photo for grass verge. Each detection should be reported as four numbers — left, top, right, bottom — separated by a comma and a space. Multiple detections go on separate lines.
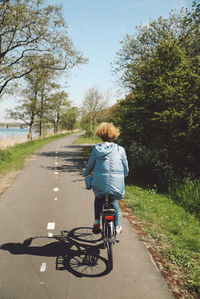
0, 132, 72, 176
73, 133, 101, 145
75, 134, 200, 298
124, 185, 200, 298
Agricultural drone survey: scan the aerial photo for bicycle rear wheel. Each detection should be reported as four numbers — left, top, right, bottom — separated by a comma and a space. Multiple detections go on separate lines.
106, 240, 113, 270
105, 221, 114, 270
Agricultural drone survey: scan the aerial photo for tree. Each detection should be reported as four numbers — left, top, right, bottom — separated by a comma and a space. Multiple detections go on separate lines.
6, 95, 39, 140
81, 87, 108, 133
7, 55, 61, 139
60, 107, 80, 131
0, 0, 87, 97
118, 41, 200, 173
114, 1, 200, 179
47, 91, 71, 133
114, 1, 200, 90
179, 0, 200, 57
25, 56, 58, 138
92, 103, 120, 125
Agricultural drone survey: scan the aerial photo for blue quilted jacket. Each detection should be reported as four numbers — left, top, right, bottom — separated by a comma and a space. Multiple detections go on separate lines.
83, 142, 129, 199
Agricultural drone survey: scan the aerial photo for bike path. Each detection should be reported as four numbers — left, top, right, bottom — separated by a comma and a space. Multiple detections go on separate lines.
0, 133, 174, 299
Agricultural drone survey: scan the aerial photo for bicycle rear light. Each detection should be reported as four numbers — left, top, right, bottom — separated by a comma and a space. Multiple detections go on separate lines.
105, 215, 115, 220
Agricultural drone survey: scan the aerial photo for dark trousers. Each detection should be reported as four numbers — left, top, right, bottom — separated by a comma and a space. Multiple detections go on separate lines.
94, 195, 119, 226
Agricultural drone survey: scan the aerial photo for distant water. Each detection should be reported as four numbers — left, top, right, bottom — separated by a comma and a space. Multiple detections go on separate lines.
0, 127, 37, 139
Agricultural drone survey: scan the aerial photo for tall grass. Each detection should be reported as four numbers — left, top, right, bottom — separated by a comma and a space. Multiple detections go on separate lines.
0, 135, 28, 149
0, 132, 72, 175
0, 130, 67, 149
169, 177, 200, 219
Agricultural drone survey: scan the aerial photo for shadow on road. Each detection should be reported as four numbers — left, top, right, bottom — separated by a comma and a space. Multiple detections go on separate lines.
0, 227, 110, 278
38, 148, 86, 174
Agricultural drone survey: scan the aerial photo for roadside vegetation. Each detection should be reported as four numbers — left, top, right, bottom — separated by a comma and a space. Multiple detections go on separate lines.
124, 185, 200, 297
73, 132, 101, 145
0, 1, 199, 297
0, 132, 72, 176
112, 0, 200, 214
75, 134, 200, 298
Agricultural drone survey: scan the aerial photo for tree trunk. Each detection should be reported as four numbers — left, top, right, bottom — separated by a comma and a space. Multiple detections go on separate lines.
55, 112, 60, 133
28, 122, 34, 140
39, 91, 44, 137
53, 121, 56, 133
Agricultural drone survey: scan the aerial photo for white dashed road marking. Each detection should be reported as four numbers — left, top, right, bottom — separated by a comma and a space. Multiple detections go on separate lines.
40, 263, 46, 272
47, 222, 55, 230
39, 145, 62, 274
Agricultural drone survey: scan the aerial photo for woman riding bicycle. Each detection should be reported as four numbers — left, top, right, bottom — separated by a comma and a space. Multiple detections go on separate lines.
83, 122, 129, 234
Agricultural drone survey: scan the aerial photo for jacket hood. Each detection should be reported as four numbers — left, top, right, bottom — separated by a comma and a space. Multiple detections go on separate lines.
94, 142, 114, 158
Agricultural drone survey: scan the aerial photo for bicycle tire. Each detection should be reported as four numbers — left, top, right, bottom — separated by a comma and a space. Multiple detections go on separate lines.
106, 239, 113, 270
105, 222, 114, 270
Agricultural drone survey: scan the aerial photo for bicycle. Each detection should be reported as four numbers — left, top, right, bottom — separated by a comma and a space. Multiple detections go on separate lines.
101, 195, 119, 270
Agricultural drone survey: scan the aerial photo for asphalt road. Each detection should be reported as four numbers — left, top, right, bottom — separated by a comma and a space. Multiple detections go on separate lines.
0, 133, 174, 299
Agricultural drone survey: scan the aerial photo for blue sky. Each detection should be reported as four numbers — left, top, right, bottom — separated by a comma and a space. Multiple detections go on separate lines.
0, 0, 191, 121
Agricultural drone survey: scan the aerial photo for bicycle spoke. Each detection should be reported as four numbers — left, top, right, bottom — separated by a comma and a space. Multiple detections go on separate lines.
66, 253, 108, 277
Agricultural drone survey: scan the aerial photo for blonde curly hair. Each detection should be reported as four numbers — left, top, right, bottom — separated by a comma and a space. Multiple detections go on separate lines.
95, 122, 120, 142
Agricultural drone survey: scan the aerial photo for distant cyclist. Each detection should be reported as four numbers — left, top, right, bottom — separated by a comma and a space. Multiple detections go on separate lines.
83, 122, 129, 234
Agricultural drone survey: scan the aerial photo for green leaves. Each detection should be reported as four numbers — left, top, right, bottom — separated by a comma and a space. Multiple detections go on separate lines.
60, 107, 80, 131
0, 0, 87, 96
115, 1, 200, 180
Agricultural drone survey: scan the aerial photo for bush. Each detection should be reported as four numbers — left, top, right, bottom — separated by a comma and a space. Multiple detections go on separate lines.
83, 131, 94, 138
120, 139, 200, 219
0, 148, 12, 161
123, 141, 175, 192
170, 177, 200, 218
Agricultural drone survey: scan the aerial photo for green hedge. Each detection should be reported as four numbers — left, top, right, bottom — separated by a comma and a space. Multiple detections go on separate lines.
123, 141, 175, 192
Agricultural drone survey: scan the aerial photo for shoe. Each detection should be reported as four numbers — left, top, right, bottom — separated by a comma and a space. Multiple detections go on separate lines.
116, 225, 122, 234
92, 223, 101, 234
